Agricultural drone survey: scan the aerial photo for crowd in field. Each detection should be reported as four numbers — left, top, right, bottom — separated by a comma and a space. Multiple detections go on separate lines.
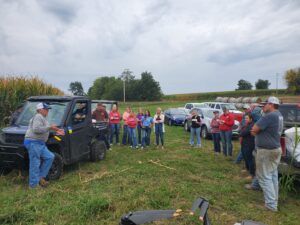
92, 103, 165, 150
22, 96, 284, 213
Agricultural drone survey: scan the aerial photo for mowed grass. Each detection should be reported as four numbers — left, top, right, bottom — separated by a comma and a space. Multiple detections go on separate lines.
1, 101, 300, 225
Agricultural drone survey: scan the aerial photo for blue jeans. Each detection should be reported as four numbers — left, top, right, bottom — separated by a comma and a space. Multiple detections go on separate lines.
122, 125, 129, 145
142, 127, 151, 147
137, 124, 142, 145
190, 127, 201, 145
155, 123, 164, 146
110, 124, 119, 144
220, 130, 233, 156
212, 133, 221, 152
24, 141, 54, 188
256, 148, 282, 211
234, 150, 243, 163
127, 127, 137, 147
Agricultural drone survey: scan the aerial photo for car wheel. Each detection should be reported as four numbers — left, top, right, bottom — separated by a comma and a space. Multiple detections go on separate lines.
0, 167, 13, 176
184, 121, 190, 132
90, 140, 107, 162
201, 126, 208, 139
48, 153, 63, 180
168, 119, 172, 126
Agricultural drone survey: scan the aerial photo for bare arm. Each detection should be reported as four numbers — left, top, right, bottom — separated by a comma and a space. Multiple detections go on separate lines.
250, 124, 261, 136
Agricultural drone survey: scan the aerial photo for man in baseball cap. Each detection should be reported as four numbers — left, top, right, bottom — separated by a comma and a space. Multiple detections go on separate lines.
24, 102, 64, 188
250, 96, 283, 211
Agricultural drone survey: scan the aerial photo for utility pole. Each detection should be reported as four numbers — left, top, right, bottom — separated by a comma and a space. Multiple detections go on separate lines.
121, 69, 132, 103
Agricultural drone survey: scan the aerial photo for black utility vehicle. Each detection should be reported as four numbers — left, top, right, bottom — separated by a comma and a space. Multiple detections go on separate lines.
0, 96, 107, 179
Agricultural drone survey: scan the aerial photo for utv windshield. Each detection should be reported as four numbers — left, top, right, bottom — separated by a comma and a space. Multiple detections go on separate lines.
16, 101, 69, 126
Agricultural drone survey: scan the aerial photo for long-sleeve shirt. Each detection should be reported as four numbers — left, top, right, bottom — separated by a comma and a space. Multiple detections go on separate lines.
153, 114, 165, 124
109, 111, 121, 124
25, 113, 50, 142
210, 116, 220, 133
127, 115, 137, 128
122, 111, 130, 125
219, 113, 235, 131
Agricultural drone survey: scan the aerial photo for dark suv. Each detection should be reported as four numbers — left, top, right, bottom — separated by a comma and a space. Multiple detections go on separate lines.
278, 103, 300, 130
0, 96, 107, 179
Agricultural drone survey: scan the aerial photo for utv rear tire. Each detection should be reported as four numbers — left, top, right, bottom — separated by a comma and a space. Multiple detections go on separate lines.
90, 140, 106, 162
0, 167, 12, 176
48, 153, 63, 180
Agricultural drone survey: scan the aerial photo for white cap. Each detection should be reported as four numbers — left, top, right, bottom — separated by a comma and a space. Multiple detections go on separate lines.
36, 102, 51, 110
261, 96, 280, 105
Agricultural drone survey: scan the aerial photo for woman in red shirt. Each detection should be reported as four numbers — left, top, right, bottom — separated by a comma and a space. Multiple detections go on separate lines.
219, 107, 235, 157
127, 111, 138, 149
109, 104, 121, 145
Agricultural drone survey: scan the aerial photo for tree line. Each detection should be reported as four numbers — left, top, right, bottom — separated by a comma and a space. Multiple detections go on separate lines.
69, 71, 163, 101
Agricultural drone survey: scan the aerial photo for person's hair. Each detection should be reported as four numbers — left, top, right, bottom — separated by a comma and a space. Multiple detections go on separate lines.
245, 113, 253, 121
97, 103, 103, 106
112, 104, 118, 110
145, 110, 151, 116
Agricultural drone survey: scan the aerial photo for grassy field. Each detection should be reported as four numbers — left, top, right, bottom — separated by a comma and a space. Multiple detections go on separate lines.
0, 101, 300, 225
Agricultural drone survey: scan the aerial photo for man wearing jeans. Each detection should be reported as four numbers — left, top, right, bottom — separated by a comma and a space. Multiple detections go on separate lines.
219, 107, 234, 157
251, 96, 283, 212
24, 103, 64, 188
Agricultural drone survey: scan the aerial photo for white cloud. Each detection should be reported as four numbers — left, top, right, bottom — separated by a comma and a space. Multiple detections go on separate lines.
0, 0, 299, 94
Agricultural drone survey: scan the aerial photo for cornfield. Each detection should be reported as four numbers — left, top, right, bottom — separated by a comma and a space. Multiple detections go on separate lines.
0, 76, 64, 126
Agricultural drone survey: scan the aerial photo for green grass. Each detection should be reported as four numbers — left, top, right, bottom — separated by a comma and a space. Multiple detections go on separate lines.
1, 102, 300, 225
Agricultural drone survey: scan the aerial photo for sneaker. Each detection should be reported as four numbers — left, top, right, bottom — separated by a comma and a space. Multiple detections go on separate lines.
39, 178, 49, 188
244, 184, 261, 191
135, 146, 139, 149
196, 144, 201, 148
161, 146, 164, 150
265, 205, 278, 212
110, 143, 113, 146
129, 146, 133, 148
141, 146, 144, 150
108, 148, 112, 151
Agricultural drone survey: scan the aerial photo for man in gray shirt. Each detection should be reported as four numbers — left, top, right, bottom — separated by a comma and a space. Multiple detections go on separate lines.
24, 103, 64, 188
251, 96, 283, 212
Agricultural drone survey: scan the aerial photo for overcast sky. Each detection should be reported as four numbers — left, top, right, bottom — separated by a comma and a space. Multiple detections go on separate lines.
1, 0, 300, 94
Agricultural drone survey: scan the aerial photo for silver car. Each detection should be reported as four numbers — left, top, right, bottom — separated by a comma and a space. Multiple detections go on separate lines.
183, 108, 240, 139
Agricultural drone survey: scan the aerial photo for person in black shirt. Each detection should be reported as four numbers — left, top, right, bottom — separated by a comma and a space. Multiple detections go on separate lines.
189, 109, 201, 148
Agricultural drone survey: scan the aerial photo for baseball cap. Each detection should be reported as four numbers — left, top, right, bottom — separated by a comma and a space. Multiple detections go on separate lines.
261, 96, 280, 105
36, 102, 51, 110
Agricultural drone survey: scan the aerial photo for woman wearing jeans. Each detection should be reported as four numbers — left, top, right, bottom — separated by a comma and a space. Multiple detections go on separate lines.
210, 110, 221, 153
109, 104, 121, 145
219, 107, 234, 157
141, 110, 153, 149
189, 109, 201, 148
153, 107, 165, 149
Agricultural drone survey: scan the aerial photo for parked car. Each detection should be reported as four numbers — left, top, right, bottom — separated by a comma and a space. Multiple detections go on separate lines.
164, 108, 189, 126
92, 100, 118, 113
184, 108, 240, 139
184, 103, 210, 110
203, 102, 243, 122
0, 96, 107, 178
278, 103, 300, 131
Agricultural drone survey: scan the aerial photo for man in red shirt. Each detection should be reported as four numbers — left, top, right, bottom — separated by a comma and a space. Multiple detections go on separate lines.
219, 107, 235, 157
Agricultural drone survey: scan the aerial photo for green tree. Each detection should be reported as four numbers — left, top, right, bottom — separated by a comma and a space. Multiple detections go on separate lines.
138, 71, 163, 101
255, 79, 270, 89
236, 79, 252, 90
285, 68, 300, 94
69, 81, 85, 96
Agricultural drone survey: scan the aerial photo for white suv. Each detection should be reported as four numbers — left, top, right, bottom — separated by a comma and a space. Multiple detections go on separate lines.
184, 103, 209, 110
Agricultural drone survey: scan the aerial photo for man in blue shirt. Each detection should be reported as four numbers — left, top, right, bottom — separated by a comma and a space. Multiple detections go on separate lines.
251, 96, 283, 212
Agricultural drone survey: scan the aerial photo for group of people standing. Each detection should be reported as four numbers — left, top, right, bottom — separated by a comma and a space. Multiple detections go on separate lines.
92, 103, 165, 150
210, 96, 284, 212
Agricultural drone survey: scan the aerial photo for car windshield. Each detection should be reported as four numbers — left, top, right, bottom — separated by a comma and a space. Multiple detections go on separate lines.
170, 109, 187, 115
220, 103, 236, 110
16, 101, 69, 126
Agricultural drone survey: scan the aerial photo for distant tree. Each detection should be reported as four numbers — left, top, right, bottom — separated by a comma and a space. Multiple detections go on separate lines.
69, 81, 85, 96
285, 68, 300, 94
236, 79, 252, 90
255, 79, 271, 89
138, 71, 163, 101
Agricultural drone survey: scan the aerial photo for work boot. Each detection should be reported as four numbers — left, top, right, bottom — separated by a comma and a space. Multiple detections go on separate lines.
39, 178, 49, 188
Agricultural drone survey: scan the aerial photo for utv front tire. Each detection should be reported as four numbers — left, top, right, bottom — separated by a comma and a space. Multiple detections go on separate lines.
90, 140, 106, 162
0, 167, 12, 176
48, 153, 63, 180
